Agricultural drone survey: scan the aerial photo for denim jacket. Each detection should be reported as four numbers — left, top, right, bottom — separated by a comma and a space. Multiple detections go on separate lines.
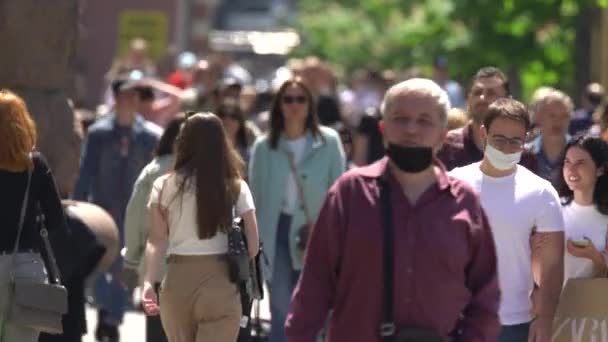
73, 114, 162, 233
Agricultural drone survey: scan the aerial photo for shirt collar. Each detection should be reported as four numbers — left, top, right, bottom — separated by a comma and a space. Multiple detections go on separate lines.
359, 157, 458, 198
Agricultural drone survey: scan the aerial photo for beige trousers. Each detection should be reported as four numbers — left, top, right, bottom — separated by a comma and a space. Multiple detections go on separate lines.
160, 254, 241, 342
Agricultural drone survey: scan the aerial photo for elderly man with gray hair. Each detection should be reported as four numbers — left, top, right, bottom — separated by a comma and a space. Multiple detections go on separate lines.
526, 88, 573, 188
286, 78, 500, 342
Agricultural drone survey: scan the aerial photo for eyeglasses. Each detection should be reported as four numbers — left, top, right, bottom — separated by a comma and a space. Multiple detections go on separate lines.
489, 134, 525, 150
282, 95, 307, 104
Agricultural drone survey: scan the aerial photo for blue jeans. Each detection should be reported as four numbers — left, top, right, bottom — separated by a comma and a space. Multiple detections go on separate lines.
94, 259, 127, 325
499, 322, 530, 342
269, 214, 301, 342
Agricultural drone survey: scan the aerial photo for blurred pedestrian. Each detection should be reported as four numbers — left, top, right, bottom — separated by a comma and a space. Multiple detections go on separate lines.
590, 103, 608, 141
73, 76, 162, 341
39, 200, 109, 342
286, 79, 500, 341
248, 78, 345, 342
141, 113, 259, 342
526, 89, 573, 187
432, 56, 465, 108
447, 107, 468, 130
437, 66, 538, 172
217, 101, 257, 166
122, 114, 185, 342
0, 90, 69, 342
570, 82, 604, 136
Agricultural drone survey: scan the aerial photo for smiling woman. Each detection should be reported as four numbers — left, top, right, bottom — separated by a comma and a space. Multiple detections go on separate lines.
557, 135, 608, 282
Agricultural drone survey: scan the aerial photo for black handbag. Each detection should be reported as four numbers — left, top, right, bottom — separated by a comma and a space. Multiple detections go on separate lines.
236, 245, 269, 342
378, 180, 446, 342
227, 207, 251, 283
0, 164, 68, 336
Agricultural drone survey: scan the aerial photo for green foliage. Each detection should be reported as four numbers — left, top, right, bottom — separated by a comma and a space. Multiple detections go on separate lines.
292, 0, 607, 99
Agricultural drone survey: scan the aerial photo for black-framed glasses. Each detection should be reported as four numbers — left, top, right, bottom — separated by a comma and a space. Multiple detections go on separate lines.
282, 95, 307, 104
489, 134, 525, 150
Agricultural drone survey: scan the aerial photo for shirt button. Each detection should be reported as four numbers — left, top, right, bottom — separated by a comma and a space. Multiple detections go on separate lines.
404, 297, 411, 303
407, 268, 413, 274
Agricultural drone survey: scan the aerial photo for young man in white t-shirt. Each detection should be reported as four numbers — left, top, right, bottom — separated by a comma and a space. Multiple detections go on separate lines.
449, 98, 564, 342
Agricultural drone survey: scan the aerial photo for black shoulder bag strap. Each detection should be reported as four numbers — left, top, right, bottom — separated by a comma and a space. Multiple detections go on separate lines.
379, 178, 396, 341
37, 203, 63, 285
11, 166, 33, 255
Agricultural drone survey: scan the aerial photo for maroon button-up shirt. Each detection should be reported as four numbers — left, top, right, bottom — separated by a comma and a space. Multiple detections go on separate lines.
285, 157, 500, 342
437, 122, 538, 173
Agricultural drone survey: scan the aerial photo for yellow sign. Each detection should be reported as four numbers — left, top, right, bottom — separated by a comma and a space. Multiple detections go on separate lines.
118, 10, 168, 61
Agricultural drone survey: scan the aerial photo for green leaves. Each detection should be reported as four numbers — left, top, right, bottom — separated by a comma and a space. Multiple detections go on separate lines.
293, 0, 607, 99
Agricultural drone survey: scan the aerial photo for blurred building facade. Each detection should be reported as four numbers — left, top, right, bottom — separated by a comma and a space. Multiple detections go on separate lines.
78, 0, 296, 109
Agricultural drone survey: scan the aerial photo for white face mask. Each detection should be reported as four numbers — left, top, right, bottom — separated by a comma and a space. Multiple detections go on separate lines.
484, 143, 522, 171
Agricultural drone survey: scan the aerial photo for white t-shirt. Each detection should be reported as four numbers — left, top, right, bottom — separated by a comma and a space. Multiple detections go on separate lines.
563, 202, 608, 281
449, 162, 564, 325
148, 174, 255, 256
282, 136, 307, 214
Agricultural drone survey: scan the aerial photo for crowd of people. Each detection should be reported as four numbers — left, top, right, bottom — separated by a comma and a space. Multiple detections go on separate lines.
1, 37, 608, 342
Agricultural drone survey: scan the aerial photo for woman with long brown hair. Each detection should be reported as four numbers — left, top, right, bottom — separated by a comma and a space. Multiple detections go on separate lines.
0, 90, 68, 341
248, 78, 345, 342
141, 113, 259, 342
216, 100, 257, 166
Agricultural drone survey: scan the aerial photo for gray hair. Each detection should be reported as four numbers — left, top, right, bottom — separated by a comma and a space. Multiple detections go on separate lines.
380, 78, 451, 127
534, 88, 574, 114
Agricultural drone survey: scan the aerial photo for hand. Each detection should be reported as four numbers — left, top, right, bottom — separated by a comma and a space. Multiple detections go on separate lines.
566, 238, 599, 260
296, 224, 312, 251
119, 267, 139, 290
248, 242, 258, 259
528, 316, 552, 342
141, 282, 160, 316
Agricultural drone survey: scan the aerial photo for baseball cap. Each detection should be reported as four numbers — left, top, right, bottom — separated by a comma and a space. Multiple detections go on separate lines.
111, 70, 144, 95
217, 77, 243, 93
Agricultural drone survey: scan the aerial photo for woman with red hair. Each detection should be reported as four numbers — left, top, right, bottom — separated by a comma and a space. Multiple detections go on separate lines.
0, 89, 68, 341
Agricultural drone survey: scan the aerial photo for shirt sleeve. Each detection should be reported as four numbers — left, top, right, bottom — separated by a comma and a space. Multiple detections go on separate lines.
285, 188, 344, 342
124, 166, 153, 269
534, 186, 565, 233
148, 175, 168, 209
458, 202, 501, 342
236, 180, 255, 216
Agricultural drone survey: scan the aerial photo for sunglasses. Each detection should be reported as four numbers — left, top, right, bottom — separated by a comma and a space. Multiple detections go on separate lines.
282, 95, 307, 104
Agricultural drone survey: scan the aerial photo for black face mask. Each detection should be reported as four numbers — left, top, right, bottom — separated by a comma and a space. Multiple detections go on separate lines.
386, 144, 433, 173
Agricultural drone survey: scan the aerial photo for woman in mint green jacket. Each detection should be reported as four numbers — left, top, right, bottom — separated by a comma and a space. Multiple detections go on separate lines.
248, 78, 345, 342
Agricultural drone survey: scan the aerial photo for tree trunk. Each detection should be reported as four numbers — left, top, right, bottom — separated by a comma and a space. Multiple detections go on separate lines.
0, 0, 82, 195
